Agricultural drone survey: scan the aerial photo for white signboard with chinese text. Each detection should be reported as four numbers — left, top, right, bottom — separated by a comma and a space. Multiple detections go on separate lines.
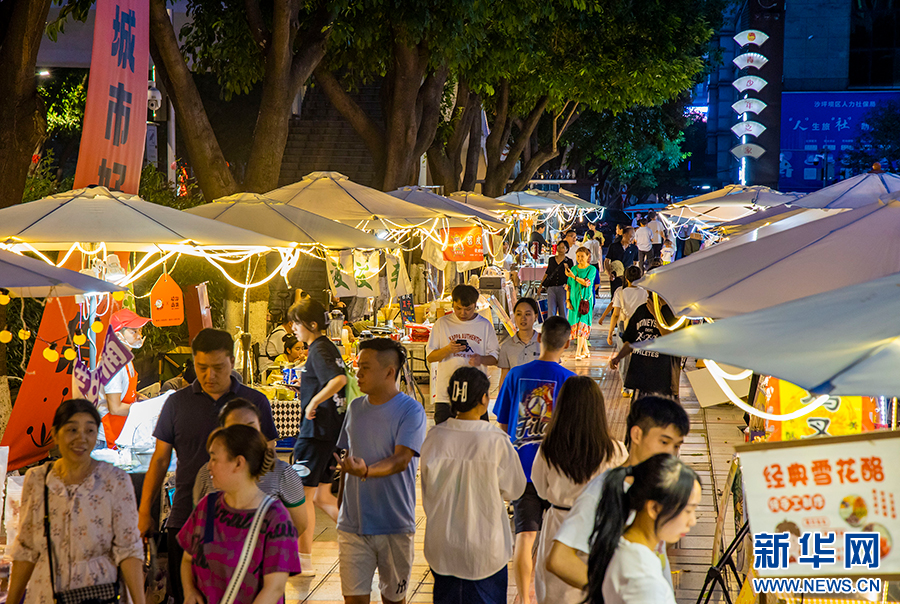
737, 431, 899, 579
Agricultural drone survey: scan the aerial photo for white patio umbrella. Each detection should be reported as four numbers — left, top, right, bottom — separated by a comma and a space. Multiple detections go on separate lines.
387, 187, 508, 229
639, 271, 900, 397
266, 172, 474, 228
499, 189, 595, 210
447, 191, 525, 213
638, 200, 900, 319
185, 193, 397, 250
0, 186, 296, 252
792, 167, 900, 209
713, 203, 834, 236
674, 184, 800, 208
0, 249, 126, 297
661, 203, 760, 224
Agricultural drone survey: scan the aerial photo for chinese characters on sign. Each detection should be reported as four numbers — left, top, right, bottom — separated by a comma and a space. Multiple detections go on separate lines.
72, 327, 133, 404
737, 430, 899, 577
72, 0, 149, 193
779, 91, 900, 192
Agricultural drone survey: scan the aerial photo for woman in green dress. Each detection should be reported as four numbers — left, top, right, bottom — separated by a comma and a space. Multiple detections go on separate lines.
566, 246, 598, 360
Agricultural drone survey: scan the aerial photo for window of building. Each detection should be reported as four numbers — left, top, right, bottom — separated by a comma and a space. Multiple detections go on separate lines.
849, 0, 900, 87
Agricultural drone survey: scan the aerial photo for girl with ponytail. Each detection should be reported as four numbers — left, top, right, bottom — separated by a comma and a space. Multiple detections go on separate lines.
288, 296, 347, 572
178, 424, 301, 604
420, 367, 526, 603
586, 454, 701, 604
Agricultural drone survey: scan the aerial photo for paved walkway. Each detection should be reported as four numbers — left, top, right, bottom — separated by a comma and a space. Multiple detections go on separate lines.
286, 291, 745, 603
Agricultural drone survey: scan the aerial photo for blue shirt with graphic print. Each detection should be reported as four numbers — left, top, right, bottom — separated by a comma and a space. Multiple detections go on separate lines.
492, 360, 575, 481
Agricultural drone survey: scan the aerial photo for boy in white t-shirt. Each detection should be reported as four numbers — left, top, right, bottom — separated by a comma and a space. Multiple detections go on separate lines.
426, 284, 500, 425
545, 396, 690, 592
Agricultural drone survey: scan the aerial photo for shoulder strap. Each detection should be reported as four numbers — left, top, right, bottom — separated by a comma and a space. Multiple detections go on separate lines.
219, 495, 275, 604
42, 464, 58, 600
203, 491, 220, 544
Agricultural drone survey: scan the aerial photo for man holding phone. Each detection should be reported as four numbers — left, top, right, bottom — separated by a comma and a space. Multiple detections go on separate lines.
426, 284, 499, 425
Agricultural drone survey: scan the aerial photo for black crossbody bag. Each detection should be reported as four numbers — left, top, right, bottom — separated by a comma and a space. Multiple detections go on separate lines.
43, 465, 121, 604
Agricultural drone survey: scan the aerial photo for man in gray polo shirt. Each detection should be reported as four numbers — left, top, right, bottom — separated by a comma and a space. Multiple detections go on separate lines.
498, 298, 541, 383
137, 328, 278, 604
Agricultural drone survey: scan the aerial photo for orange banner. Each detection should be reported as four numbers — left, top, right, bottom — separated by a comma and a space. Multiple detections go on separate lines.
73, 0, 150, 191
442, 226, 484, 262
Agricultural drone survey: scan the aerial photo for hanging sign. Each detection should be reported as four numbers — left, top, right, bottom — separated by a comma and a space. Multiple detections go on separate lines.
733, 52, 769, 71
353, 251, 381, 297
732, 98, 768, 115
733, 76, 768, 93
326, 251, 357, 298
386, 253, 412, 298
150, 273, 184, 326
72, 0, 150, 191
737, 431, 900, 579
731, 143, 766, 159
734, 29, 769, 47
442, 226, 484, 262
731, 121, 768, 139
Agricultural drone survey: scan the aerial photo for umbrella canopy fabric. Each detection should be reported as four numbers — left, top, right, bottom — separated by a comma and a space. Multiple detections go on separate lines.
639, 272, 900, 397
266, 172, 470, 228
792, 169, 900, 209
499, 189, 595, 210
0, 186, 295, 252
714, 205, 842, 237
638, 200, 900, 319
447, 191, 525, 213
186, 193, 396, 250
0, 249, 126, 297
661, 204, 760, 224
674, 184, 800, 208
387, 187, 508, 229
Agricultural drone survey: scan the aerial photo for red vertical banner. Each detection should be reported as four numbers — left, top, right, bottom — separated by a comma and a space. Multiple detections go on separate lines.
73, 0, 150, 192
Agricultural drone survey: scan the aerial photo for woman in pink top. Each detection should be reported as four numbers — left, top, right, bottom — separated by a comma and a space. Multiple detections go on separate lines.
178, 425, 301, 604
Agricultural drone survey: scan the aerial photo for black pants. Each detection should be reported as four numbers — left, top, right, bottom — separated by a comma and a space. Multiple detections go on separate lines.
167, 527, 186, 604
434, 402, 488, 425
652, 242, 663, 259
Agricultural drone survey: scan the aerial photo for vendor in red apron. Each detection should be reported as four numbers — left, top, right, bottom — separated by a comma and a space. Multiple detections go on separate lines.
98, 309, 149, 448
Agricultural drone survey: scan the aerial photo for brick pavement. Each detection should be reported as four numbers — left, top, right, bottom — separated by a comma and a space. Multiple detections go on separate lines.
287, 291, 745, 603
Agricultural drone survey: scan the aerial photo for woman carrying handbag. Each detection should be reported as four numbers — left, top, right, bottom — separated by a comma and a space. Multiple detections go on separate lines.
541, 240, 574, 319
178, 424, 301, 604
566, 247, 598, 360
7, 399, 145, 604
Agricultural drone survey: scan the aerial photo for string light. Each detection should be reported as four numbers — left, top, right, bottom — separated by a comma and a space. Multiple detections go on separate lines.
73, 330, 86, 346
651, 292, 689, 330
707, 363, 830, 421
90, 320, 103, 333
705, 359, 753, 380
63, 347, 77, 361
18, 329, 31, 340
0, 330, 11, 344
43, 343, 59, 363
0, 289, 9, 305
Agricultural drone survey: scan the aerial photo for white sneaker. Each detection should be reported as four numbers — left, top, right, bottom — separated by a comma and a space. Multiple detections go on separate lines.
299, 552, 316, 577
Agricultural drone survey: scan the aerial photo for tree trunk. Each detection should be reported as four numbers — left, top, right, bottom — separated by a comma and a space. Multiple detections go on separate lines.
511, 148, 558, 191
461, 110, 482, 191
316, 41, 447, 191
243, 1, 330, 192
427, 84, 479, 193
149, 0, 238, 200
482, 92, 548, 197
0, 0, 51, 210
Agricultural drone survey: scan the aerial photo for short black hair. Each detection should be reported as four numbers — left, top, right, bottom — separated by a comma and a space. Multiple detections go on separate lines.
451, 284, 479, 307
359, 337, 406, 372
624, 265, 643, 284
287, 297, 328, 332
282, 333, 300, 353
541, 316, 570, 350
625, 396, 690, 448
565, 229, 576, 237
448, 367, 491, 415
536, 224, 546, 231
513, 297, 539, 315
557, 239, 570, 252
192, 328, 234, 356
52, 398, 101, 431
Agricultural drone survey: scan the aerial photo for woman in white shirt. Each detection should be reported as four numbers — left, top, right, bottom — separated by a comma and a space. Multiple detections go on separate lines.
421, 367, 526, 603
531, 376, 626, 604
586, 454, 702, 604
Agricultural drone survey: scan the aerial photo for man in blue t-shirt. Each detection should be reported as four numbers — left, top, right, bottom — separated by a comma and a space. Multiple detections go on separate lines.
493, 316, 575, 604
334, 338, 426, 604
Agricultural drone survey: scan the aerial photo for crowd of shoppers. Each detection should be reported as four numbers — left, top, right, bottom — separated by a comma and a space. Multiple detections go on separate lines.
9, 223, 698, 604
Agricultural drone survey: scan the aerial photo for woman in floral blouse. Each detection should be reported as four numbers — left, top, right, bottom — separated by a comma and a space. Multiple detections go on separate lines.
8, 399, 145, 604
